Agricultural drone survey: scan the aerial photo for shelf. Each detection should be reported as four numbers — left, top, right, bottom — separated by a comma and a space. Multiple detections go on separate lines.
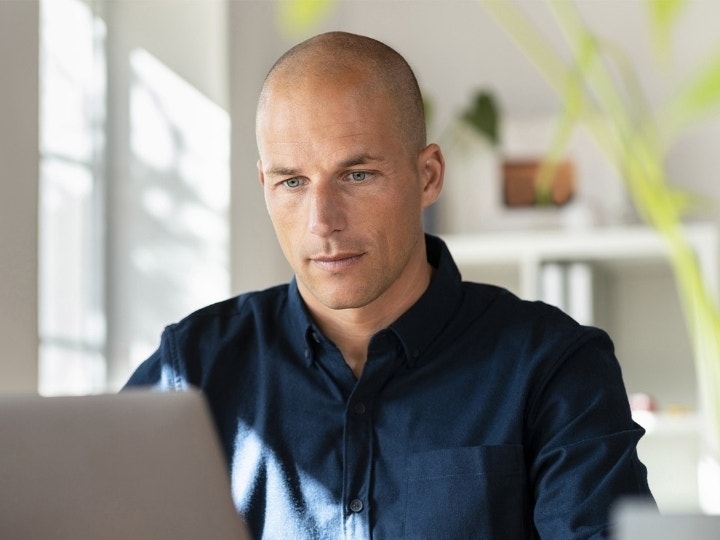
442, 223, 719, 301
442, 223, 717, 264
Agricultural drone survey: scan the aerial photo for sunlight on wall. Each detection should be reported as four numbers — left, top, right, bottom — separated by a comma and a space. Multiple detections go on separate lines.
40, 0, 230, 393
122, 48, 230, 375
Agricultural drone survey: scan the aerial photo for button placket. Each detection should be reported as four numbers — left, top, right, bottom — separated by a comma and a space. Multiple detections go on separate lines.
341, 330, 403, 539
352, 401, 366, 415
343, 389, 374, 538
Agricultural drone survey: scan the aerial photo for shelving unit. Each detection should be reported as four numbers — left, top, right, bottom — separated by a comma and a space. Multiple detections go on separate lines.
442, 223, 719, 303
442, 222, 719, 512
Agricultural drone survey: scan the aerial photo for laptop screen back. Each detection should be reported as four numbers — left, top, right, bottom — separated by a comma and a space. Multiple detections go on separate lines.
0, 389, 251, 540
612, 499, 720, 539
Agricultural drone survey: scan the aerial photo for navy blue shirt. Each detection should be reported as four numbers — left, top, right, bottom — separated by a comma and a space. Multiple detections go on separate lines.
125, 235, 652, 539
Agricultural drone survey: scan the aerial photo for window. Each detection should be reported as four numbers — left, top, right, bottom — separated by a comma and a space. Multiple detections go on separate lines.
39, 0, 107, 395
39, 0, 231, 394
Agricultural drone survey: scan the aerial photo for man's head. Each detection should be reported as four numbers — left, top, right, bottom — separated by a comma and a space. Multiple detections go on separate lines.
256, 32, 444, 321
257, 31, 427, 157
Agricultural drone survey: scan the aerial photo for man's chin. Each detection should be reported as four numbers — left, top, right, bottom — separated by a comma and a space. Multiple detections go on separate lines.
316, 295, 368, 311
300, 285, 373, 312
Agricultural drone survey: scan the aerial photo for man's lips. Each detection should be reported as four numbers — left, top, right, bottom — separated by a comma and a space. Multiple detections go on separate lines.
311, 253, 364, 270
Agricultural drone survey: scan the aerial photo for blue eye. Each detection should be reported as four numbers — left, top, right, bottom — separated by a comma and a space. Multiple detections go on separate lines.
284, 178, 301, 188
349, 171, 368, 182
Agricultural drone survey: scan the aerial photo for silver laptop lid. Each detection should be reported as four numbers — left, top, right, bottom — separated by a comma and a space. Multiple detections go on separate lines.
613, 499, 720, 540
0, 389, 251, 540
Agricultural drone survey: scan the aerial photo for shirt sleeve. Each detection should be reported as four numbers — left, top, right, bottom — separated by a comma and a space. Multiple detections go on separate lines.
527, 329, 655, 538
122, 325, 190, 391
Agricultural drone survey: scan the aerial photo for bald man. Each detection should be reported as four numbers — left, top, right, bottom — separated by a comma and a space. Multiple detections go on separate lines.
126, 32, 653, 539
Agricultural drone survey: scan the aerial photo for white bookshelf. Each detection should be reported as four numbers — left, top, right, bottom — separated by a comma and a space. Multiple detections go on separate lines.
442, 223, 719, 302
442, 223, 720, 512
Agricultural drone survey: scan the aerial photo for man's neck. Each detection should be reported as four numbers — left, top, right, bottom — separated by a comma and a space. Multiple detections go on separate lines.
304, 260, 434, 379
313, 309, 393, 379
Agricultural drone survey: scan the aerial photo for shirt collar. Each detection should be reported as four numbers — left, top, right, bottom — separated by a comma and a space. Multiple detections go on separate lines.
286, 277, 317, 367
286, 234, 464, 368
389, 234, 463, 367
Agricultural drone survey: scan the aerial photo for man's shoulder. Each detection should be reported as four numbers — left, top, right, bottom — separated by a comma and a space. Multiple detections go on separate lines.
463, 281, 576, 320
461, 280, 603, 343
171, 283, 291, 331
458, 281, 613, 379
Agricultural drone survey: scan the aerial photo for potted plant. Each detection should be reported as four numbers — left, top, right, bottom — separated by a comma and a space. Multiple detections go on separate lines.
460, 89, 576, 208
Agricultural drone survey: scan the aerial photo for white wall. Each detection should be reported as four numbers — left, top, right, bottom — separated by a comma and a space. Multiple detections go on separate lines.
103, 0, 231, 388
228, 1, 293, 294
0, 1, 39, 393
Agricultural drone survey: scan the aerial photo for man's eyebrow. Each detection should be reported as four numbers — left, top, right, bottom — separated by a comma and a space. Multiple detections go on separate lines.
265, 165, 299, 177
338, 153, 382, 168
265, 154, 382, 176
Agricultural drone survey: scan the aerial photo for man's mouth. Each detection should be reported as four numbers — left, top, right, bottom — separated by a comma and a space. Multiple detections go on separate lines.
311, 253, 364, 270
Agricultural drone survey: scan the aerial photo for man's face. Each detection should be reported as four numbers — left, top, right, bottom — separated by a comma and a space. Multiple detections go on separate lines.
257, 71, 441, 314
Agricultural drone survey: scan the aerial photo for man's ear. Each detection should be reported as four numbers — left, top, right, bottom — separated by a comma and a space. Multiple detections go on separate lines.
418, 143, 444, 209
257, 160, 265, 186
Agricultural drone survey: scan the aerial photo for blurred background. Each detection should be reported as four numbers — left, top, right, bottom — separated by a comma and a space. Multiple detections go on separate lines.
2, 0, 720, 514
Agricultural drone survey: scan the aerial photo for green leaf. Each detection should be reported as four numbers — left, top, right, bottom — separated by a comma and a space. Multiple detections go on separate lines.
276, 0, 337, 38
460, 90, 500, 146
477, 0, 574, 97
647, 0, 687, 61
669, 46, 720, 129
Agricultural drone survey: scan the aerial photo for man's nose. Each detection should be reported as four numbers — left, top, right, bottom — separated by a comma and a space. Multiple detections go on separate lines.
308, 182, 346, 237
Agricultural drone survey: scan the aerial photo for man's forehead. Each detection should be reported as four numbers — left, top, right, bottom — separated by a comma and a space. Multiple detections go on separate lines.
258, 63, 382, 115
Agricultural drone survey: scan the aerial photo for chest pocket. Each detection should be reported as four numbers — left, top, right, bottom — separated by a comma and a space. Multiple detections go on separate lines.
404, 444, 529, 539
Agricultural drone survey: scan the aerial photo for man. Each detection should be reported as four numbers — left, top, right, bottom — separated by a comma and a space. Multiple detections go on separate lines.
125, 31, 653, 538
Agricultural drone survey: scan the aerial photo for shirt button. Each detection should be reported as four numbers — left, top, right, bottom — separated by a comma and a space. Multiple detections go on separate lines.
349, 499, 364, 513
353, 402, 366, 415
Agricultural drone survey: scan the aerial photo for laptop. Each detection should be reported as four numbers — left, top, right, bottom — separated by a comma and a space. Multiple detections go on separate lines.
612, 499, 720, 539
0, 389, 251, 540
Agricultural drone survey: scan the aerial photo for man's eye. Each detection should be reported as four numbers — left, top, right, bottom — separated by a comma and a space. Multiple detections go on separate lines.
348, 171, 369, 182
283, 178, 302, 188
